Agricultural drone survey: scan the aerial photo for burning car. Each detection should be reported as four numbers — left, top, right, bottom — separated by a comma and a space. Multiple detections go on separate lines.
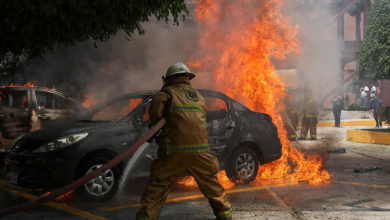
0, 86, 85, 150
4, 90, 282, 201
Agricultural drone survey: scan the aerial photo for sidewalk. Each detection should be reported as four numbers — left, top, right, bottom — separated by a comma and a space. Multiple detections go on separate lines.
316, 110, 390, 145
318, 110, 382, 127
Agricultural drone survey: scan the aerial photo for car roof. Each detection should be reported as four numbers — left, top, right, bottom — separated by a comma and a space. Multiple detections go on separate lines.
0, 87, 81, 105
100, 89, 232, 104
85, 90, 157, 115
198, 89, 229, 98
87, 89, 227, 111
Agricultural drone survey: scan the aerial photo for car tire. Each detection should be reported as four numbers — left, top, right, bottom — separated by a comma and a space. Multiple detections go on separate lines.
226, 146, 259, 184
76, 156, 120, 201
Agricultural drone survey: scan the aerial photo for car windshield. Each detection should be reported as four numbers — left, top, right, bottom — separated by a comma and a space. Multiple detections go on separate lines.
81, 94, 153, 122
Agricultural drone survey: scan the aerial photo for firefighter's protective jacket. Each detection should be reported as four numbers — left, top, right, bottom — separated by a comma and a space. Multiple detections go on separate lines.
149, 75, 209, 154
302, 96, 318, 119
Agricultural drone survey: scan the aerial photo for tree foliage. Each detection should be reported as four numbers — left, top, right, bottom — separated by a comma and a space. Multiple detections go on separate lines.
0, 0, 188, 74
359, 0, 390, 80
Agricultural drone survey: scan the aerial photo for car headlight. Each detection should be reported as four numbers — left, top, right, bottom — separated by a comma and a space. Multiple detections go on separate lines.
11, 134, 25, 148
33, 133, 88, 153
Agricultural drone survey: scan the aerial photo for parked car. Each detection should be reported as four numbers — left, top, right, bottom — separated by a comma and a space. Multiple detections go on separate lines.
0, 87, 85, 150
4, 90, 282, 201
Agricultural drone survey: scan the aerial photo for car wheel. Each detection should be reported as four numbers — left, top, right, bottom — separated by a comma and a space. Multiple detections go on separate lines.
77, 156, 120, 201
226, 146, 259, 184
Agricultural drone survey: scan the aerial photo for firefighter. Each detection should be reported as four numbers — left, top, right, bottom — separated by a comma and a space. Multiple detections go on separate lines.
136, 62, 232, 220
284, 97, 299, 141
299, 91, 318, 140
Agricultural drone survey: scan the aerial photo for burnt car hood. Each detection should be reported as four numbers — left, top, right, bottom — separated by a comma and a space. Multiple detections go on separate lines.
14, 121, 118, 152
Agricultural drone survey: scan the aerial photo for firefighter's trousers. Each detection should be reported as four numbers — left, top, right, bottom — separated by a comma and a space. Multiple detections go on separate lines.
285, 114, 298, 140
136, 152, 232, 220
299, 116, 317, 140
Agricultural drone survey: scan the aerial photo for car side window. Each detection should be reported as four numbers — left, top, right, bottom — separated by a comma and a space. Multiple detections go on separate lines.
0, 90, 28, 108
204, 97, 228, 121
143, 105, 150, 122
92, 98, 143, 121
54, 96, 74, 110
36, 91, 74, 110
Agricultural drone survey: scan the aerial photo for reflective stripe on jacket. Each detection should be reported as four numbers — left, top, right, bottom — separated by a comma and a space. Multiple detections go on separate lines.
149, 76, 209, 154
303, 98, 318, 118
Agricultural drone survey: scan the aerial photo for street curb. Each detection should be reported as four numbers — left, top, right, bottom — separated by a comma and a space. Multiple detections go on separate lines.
346, 129, 390, 145
318, 120, 378, 127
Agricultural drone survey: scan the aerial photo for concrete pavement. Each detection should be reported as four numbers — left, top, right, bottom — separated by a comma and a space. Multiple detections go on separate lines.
0, 121, 389, 219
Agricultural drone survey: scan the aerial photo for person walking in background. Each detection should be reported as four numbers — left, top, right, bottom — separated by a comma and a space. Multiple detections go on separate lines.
332, 95, 343, 127
369, 82, 377, 101
359, 83, 369, 110
370, 98, 382, 127
369, 82, 382, 127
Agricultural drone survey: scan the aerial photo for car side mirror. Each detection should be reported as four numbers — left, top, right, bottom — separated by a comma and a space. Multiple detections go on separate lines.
133, 117, 143, 128
226, 120, 235, 129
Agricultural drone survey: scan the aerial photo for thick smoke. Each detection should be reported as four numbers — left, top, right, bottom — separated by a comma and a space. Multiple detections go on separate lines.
11, 1, 343, 106
282, 0, 343, 100
16, 19, 199, 102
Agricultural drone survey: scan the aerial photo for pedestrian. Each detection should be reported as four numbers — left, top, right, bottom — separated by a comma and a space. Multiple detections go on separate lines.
332, 95, 343, 127
370, 98, 382, 127
359, 83, 369, 110
369, 82, 377, 102
136, 62, 232, 220
299, 88, 319, 140
369, 82, 382, 127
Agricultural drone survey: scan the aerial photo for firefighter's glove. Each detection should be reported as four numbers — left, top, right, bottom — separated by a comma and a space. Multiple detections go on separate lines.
147, 124, 160, 143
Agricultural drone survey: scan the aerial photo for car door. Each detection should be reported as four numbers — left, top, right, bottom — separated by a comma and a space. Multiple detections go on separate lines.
33, 90, 77, 125
126, 99, 159, 180
0, 89, 32, 145
204, 96, 236, 156
88, 95, 155, 179
87, 96, 144, 154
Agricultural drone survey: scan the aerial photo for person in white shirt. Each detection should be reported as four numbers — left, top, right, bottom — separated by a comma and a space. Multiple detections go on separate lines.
369, 82, 381, 127
359, 84, 369, 110
370, 83, 376, 100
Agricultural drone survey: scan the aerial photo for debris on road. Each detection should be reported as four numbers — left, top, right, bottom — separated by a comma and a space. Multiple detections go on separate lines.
353, 166, 382, 173
298, 180, 310, 184
327, 148, 346, 154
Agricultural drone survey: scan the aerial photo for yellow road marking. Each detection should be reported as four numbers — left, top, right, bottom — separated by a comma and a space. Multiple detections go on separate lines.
100, 181, 390, 212
0, 183, 107, 220
334, 180, 390, 189
266, 187, 303, 220
100, 183, 298, 211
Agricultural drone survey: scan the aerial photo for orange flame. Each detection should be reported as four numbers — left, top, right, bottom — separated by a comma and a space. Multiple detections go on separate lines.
0, 81, 37, 88
177, 170, 235, 189
184, 0, 330, 187
82, 94, 98, 108
0, 81, 56, 91
120, 98, 143, 116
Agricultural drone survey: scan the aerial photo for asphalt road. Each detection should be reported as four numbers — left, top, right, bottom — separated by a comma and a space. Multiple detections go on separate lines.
0, 126, 389, 220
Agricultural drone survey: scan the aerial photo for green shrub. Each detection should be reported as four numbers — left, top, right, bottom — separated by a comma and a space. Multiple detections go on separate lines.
379, 106, 390, 125
347, 103, 361, 111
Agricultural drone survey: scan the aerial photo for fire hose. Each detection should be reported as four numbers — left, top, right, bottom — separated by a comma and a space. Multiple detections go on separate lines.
0, 118, 166, 218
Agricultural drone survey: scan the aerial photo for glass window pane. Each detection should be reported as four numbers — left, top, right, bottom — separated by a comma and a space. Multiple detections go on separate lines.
0, 90, 28, 108
204, 97, 228, 120
92, 98, 143, 121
